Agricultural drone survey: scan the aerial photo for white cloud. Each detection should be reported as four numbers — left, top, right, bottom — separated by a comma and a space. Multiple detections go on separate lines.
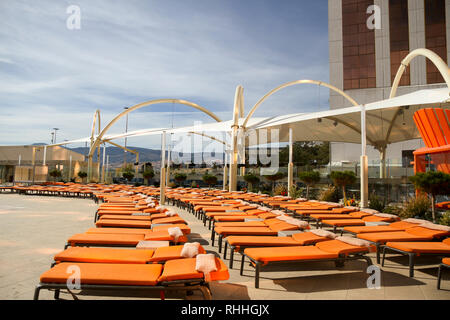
0, 0, 329, 147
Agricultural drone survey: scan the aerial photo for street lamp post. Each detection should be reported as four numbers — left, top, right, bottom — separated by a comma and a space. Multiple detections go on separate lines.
124, 107, 129, 166
52, 128, 59, 144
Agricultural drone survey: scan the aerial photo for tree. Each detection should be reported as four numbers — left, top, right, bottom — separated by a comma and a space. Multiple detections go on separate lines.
409, 171, 450, 223
202, 173, 218, 188
243, 172, 260, 191
278, 141, 330, 167
49, 169, 62, 182
77, 171, 87, 184
142, 169, 155, 186
121, 165, 135, 184
330, 171, 357, 202
174, 173, 187, 186
298, 171, 321, 199
264, 172, 285, 191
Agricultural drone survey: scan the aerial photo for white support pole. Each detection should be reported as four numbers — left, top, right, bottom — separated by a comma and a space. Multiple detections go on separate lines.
166, 134, 172, 186
360, 105, 369, 208
160, 132, 166, 205
102, 144, 106, 183
106, 155, 109, 183
287, 127, 294, 197
223, 149, 228, 190
69, 155, 72, 181
43, 146, 47, 166
18, 154, 21, 166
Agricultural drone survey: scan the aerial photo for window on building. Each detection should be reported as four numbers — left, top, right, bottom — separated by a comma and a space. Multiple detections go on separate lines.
425, 0, 447, 84
389, 0, 410, 86
342, 0, 376, 90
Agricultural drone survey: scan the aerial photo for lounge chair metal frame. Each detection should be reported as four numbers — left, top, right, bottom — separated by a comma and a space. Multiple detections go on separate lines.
34, 279, 212, 300
381, 245, 450, 277
437, 261, 449, 290
239, 252, 373, 288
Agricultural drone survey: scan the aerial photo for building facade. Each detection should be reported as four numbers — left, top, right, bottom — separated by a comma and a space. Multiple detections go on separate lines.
328, 0, 449, 177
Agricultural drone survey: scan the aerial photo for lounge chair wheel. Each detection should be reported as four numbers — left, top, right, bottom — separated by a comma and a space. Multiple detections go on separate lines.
33, 285, 41, 300
54, 289, 60, 300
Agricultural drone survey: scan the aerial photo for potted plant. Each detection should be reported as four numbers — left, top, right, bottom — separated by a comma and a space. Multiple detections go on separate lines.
330, 171, 357, 203
77, 171, 87, 184
243, 172, 260, 192
202, 173, 218, 189
142, 169, 155, 186
49, 169, 62, 182
409, 171, 450, 223
298, 171, 320, 199
174, 173, 187, 186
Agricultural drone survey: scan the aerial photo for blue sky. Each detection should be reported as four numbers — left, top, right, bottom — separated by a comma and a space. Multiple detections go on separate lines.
0, 0, 329, 149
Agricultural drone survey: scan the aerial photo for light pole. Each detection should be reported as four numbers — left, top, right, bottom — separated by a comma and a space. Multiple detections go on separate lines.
123, 107, 129, 166
52, 128, 59, 144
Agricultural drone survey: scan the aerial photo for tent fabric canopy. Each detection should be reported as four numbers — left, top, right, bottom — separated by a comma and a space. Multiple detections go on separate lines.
39, 88, 449, 150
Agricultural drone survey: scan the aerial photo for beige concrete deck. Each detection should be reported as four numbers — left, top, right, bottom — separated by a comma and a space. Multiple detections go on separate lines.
0, 193, 449, 300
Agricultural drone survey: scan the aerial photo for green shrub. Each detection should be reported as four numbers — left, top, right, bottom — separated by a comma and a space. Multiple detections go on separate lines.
399, 195, 432, 220
243, 173, 260, 192
273, 183, 288, 196
174, 173, 187, 186
368, 193, 385, 212
289, 185, 304, 199
318, 185, 341, 203
383, 205, 403, 216
439, 211, 450, 226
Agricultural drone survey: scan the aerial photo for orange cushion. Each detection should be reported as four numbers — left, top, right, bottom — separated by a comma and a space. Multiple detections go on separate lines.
357, 232, 432, 244
151, 224, 191, 235
144, 231, 187, 243
244, 246, 338, 262
68, 233, 144, 246
149, 245, 206, 262
322, 219, 365, 227
214, 221, 266, 228
316, 239, 374, 255
151, 217, 186, 225
54, 247, 154, 264
226, 236, 299, 247
95, 219, 152, 228
40, 262, 162, 286
99, 215, 151, 221
385, 241, 450, 254
291, 232, 331, 245
158, 258, 229, 282
443, 258, 450, 266
86, 227, 151, 236
215, 226, 276, 236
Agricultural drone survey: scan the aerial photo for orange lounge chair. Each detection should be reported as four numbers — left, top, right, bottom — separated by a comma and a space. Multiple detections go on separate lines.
213, 219, 309, 253
343, 220, 423, 235
241, 238, 375, 288
320, 214, 400, 232
381, 238, 450, 277
34, 257, 229, 300
65, 230, 188, 248
96, 219, 152, 229
223, 231, 336, 268
357, 226, 450, 263
53, 244, 206, 265
437, 258, 450, 289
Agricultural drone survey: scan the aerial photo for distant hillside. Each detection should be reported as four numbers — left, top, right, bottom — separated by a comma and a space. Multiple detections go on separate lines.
68, 146, 224, 168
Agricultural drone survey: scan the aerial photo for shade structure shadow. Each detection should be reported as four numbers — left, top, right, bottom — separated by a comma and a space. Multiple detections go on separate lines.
51, 288, 186, 300
271, 270, 425, 294
382, 254, 446, 276
187, 233, 210, 246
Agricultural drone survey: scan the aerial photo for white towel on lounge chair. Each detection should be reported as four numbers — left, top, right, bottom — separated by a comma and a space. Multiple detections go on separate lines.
404, 218, 429, 224
167, 227, 183, 242
284, 218, 309, 229
310, 229, 337, 239
271, 210, 285, 216
420, 222, 450, 232
336, 236, 372, 248
181, 242, 201, 258
276, 215, 291, 221
195, 254, 217, 282
373, 213, 398, 219
165, 210, 177, 217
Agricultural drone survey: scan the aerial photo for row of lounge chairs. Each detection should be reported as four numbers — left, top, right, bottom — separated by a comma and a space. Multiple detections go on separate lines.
35, 191, 231, 300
